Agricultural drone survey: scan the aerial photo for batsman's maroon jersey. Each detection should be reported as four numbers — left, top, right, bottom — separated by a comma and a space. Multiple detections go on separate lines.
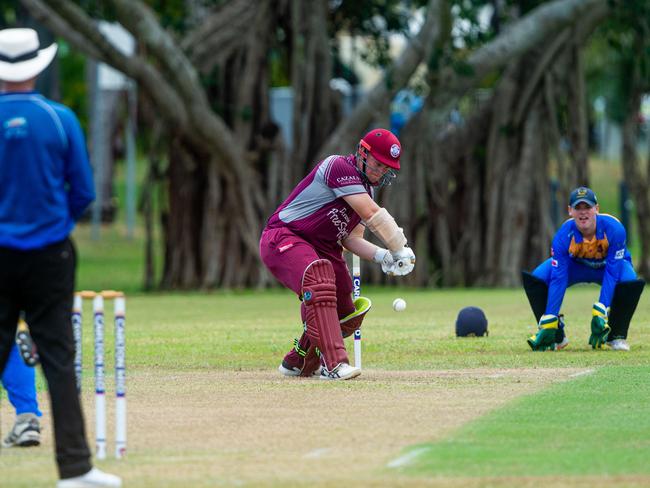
265, 154, 373, 253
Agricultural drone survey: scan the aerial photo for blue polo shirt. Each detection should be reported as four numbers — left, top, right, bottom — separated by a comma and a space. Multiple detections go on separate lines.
0, 91, 94, 250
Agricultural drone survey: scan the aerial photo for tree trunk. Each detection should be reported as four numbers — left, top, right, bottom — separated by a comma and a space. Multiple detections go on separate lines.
566, 39, 589, 185
162, 139, 204, 288
498, 100, 544, 286
621, 86, 650, 279
290, 0, 337, 174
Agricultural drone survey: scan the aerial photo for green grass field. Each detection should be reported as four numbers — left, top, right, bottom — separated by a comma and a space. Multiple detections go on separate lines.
2, 285, 649, 487
403, 365, 650, 479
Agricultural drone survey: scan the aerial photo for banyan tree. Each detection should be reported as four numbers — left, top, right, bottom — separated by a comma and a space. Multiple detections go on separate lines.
20, 0, 649, 288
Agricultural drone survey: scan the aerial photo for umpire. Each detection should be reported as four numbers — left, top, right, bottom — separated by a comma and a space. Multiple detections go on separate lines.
0, 28, 120, 487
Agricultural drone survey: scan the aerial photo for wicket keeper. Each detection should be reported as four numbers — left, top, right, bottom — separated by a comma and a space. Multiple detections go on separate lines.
524, 186, 644, 351
260, 128, 415, 380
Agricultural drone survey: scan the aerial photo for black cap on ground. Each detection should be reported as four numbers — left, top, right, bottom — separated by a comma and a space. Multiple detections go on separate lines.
456, 306, 488, 337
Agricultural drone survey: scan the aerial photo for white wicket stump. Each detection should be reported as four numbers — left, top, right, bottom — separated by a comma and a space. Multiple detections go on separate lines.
93, 294, 107, 460
71, 294, 83, 393
352, 254, 362, 369
74, 290, 127, 460
114, 295, 127, 459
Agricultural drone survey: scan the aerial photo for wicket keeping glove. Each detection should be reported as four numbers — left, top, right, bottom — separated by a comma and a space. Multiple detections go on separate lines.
588, 302, 610, 349
527, 314, 560, 351
389, 246, 416, 276
373, 248, 396, 275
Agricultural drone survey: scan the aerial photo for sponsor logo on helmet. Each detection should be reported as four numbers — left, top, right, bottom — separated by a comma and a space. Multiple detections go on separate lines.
390, 144, 400, 158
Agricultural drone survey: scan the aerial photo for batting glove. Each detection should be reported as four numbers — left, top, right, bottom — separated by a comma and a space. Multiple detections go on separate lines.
389, 247, 416, 276
373, 248, 396, 275
527, 314, 560, 351
588, 302, 610, 349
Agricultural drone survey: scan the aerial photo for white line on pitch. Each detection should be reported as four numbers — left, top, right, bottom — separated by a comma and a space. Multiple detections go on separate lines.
386, 447, 430, 468
569, 368, 595, 377
303, 448, 331, 458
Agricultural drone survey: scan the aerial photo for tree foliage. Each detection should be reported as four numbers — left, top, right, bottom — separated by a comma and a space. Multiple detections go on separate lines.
13, 0, 646, 289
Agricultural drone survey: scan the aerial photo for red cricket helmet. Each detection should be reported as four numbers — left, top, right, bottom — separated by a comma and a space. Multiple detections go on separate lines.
359, 128, 401, 170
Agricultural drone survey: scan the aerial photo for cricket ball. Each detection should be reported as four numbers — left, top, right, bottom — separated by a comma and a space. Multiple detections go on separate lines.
392, 298, 407, 312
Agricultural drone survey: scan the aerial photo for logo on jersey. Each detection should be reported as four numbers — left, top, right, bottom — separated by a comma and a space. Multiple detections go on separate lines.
615, 249, 625, 259
336, 175, 360, 184
551, 259, 558, 267
278, 243, 294, 253
327, 207, 351, 241
3, 117, 28, 139
390, 144, 400, 158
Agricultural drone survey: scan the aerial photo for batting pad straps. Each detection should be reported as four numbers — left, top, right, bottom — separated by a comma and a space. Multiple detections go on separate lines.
302, 259, 348, 370
365, 208, 407, 252
293, 336, 309, 357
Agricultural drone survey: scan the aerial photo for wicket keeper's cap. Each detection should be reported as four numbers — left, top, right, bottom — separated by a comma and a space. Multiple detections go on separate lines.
0, 28, 57, 82
569, 186, 598, 208
455, 306, 488, 337
360, 128, 401, 170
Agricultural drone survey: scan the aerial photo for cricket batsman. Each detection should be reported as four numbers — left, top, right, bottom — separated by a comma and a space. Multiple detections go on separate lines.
524, 186, 644, 351
259, 128, 415, 380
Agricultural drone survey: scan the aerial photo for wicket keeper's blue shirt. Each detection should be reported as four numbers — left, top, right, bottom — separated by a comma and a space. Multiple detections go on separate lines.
0, 91, 94, 250
546, 214, 631, 315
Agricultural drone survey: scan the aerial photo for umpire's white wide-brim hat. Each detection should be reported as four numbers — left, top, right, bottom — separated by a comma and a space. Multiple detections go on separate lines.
0, 28, 57, 82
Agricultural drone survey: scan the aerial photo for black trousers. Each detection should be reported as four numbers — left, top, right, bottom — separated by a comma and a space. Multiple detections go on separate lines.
0, 238, 91, 478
